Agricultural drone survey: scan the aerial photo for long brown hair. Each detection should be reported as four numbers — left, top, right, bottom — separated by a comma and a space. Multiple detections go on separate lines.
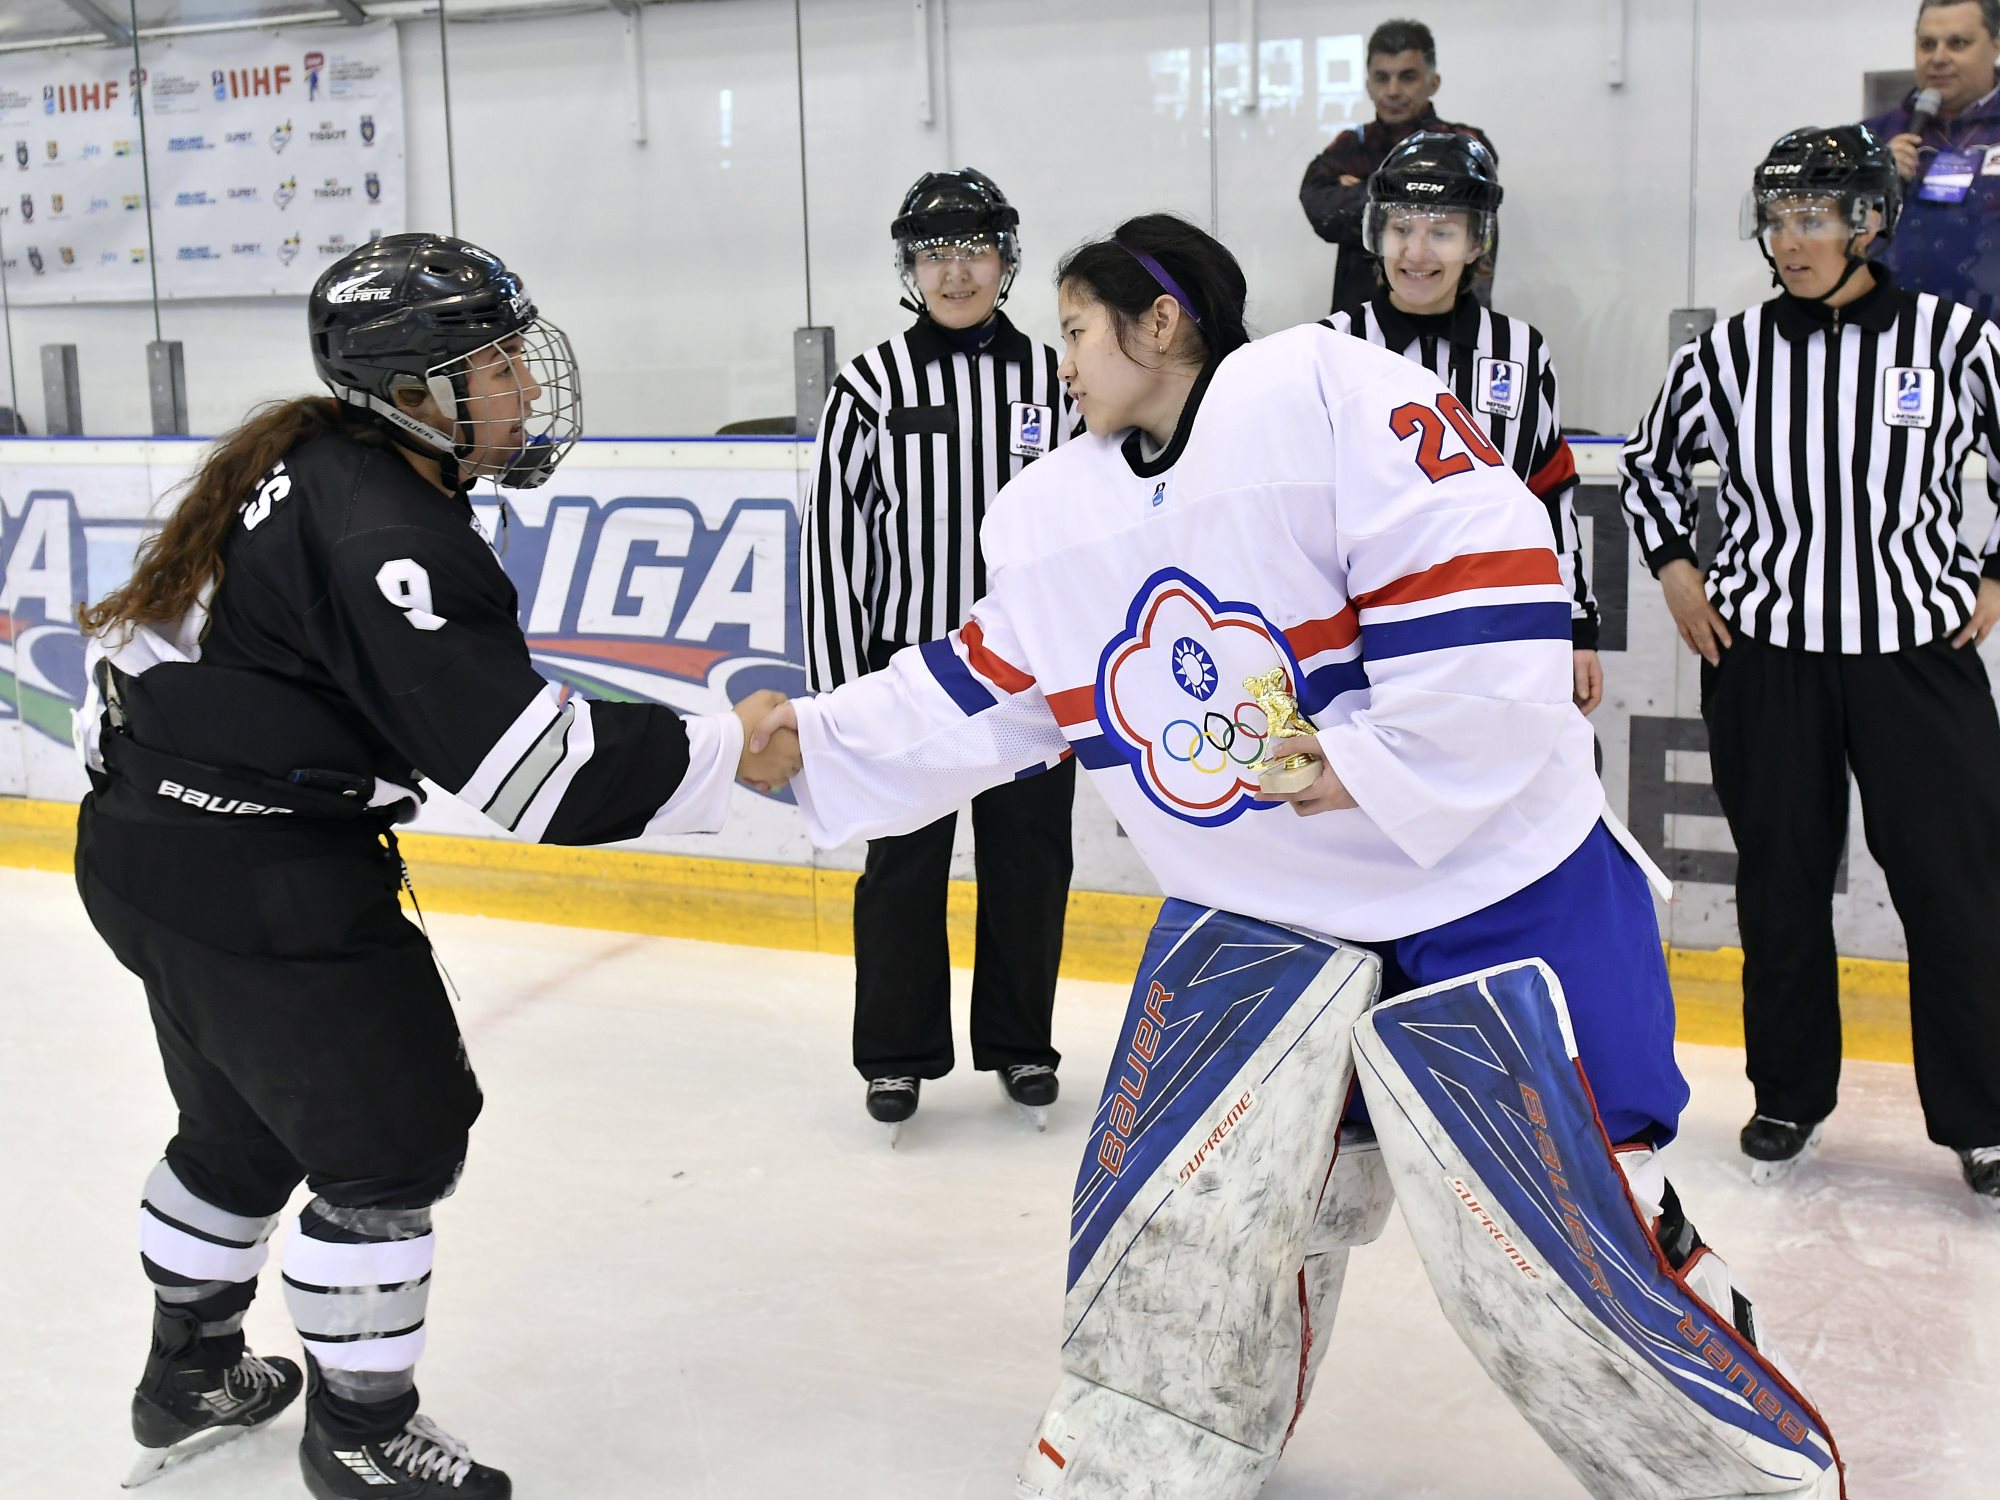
79, 396, 377, 639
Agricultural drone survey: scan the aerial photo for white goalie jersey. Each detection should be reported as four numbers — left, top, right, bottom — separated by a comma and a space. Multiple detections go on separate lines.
791, 323, 1603, 942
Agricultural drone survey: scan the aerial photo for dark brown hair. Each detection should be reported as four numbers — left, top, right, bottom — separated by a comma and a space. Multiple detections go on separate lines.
78, 396, 374, 638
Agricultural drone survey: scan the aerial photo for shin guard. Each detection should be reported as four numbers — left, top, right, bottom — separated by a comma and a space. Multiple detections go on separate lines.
1354, 961, 1844, 1500
1016, 901, 1380, 1500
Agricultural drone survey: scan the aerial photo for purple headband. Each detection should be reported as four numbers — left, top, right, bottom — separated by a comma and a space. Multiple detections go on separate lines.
1115, 239, 1203, 328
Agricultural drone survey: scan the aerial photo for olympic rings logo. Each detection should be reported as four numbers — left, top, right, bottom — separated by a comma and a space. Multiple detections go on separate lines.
1159, 702, 1268, 774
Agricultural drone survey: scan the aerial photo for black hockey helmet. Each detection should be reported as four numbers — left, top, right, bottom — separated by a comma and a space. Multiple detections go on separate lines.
1741, 125, 1900, 299
1371, 131, 1504, 213
890, 167, 1023, 308
1743, 124, 1902, 240
308, 233, 581, 489
1364, 132, 1503, 259
891, 167, 1021, 243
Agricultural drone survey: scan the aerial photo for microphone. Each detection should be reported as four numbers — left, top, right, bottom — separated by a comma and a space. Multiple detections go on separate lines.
1911, 86, 1942, 137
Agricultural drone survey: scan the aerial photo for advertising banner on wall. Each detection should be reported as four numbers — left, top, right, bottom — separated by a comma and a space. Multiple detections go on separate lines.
6, 440, 1994, 960
0, 23, 402, 303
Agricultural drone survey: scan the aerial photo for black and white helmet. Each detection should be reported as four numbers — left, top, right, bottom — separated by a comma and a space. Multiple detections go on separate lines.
308, 233, 581, 489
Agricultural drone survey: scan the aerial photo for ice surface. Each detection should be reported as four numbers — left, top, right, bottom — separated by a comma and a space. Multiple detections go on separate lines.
3, 866, 1993, 1498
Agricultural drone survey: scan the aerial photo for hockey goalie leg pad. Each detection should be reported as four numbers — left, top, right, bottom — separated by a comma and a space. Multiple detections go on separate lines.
1295, 1123, 1395, 1418
1018, 900, 1380, 1498
1353, 961, 1845, 1500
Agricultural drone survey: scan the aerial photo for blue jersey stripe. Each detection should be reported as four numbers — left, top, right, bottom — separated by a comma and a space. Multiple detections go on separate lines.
1362, 601, 1571, 660
919, 637, 997, 717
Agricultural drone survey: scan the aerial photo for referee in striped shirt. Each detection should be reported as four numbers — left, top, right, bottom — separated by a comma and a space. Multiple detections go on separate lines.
1324, 131, 1603, 712
800, 169, 1079, 1133
1621, 124, 2000, 1207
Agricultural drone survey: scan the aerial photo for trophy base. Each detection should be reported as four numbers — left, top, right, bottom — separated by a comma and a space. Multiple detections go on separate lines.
1254, 755, 1320, 796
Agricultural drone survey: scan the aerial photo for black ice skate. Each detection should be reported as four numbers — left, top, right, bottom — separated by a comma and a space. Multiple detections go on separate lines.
866, 1076, 919, 1146
301, 1410, 511, 1499
124, 1304, 302, 1488
1959, 1145, 2000, 1214
1740, 1113, 1825, 1186
999, 1064, 1059, 1132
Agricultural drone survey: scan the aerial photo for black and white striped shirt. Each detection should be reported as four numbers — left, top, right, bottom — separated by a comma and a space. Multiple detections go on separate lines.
802, 313, 1076, 690
1323, 294, 1599, 647
1620, 274, 2000, 652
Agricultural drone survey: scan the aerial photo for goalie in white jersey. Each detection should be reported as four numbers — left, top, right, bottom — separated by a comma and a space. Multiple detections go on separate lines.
752, 222, 1845, 1498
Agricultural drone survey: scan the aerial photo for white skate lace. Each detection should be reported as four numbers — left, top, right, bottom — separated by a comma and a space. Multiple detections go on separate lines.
869, 1076, 917, 1094
382, 1415, 476, 1487
1967, 1145, 2000, 1167
234, 1353, 285, 1390
1006, 1065, 1055, 1083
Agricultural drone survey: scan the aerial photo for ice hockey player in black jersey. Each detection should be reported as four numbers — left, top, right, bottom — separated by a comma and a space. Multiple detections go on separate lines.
73, 233, 800, 1497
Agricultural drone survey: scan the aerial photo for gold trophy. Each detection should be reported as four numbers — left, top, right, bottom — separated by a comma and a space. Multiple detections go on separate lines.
1244, 668, 1321, 794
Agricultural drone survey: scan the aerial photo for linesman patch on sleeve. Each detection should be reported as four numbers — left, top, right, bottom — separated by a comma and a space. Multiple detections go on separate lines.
1011, 401, 1053, 458
1882, 366, 1936, 429
1475, 358, 1525, 420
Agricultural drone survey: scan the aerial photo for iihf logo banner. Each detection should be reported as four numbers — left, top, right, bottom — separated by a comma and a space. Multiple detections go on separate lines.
0, 21, 402, 305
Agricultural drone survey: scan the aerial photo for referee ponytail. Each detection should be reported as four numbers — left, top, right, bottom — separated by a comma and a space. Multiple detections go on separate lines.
1056, 214, 1250, 369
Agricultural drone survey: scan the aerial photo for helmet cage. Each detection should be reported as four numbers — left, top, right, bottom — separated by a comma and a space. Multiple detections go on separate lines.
337, 316, 581, 490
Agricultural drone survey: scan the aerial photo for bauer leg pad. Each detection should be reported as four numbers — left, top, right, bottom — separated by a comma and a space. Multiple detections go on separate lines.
1354, 960, 1844, 1500
1018, 900, 1381, 1499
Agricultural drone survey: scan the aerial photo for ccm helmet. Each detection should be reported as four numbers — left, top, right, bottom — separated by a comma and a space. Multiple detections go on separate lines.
309, 233, 580, 489
1364, 131, 1504, 262
1741, 125, 1901, 297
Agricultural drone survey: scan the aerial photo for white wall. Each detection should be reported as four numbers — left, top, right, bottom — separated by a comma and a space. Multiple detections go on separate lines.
0, 0, 1931, 439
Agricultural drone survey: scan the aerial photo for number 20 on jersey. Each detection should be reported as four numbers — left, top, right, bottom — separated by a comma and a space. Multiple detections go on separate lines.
1390, 393, 1505, 483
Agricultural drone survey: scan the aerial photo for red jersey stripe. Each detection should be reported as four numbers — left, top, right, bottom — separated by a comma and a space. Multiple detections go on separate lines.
1046, 685, 1096, 726
960, 620, 1036, 694
1353, 547, 1560, 611
1286, 607, 1360, 658
1526, 442, 1578, 499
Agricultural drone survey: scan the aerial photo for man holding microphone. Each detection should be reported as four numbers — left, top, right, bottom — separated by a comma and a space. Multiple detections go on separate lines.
1867, 0, 2000, 317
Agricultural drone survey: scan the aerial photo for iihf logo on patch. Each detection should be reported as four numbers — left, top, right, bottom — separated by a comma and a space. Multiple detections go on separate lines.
1096, 569, 1300, 826
1883, 366, 1936, 429
1476, 358, 1524, 419
1010, 401, 1052, 458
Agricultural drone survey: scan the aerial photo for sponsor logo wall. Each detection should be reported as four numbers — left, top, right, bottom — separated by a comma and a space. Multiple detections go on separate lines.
0, 23, 401, 302
5, 441, 1995, 962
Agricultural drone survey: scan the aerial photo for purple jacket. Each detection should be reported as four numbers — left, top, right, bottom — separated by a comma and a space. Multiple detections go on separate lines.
1865, 85, 2000, 320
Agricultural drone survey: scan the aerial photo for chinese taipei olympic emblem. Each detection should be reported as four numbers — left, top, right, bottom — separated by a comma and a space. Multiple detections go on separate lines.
1095, 568, 1302, 826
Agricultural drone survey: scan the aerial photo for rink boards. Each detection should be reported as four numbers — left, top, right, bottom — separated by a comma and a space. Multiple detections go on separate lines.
2, 433, 1988, 1001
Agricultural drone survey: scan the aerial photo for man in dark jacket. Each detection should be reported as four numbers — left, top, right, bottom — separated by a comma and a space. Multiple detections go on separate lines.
1866, 0, 2000, 319
1299, 18, 1496, 317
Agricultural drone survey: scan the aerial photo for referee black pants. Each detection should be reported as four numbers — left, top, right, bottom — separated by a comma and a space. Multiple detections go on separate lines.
850, 756, 1076, 1081
1702, 632, 2000, 1149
